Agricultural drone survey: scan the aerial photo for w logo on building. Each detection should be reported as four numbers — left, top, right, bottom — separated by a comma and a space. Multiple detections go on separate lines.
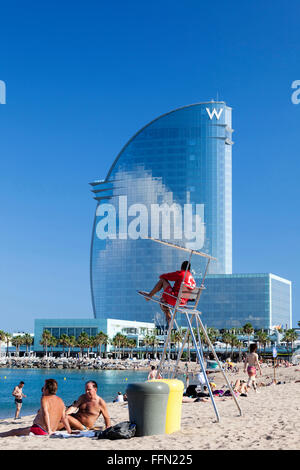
0, 80, 6, 104
206, 107, 223, 120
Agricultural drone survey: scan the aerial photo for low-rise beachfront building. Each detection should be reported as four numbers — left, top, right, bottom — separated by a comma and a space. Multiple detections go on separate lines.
196, 273, 292, 331
33, 318, 156, 355
0, 332, 35, 356
106, 319, 156, 352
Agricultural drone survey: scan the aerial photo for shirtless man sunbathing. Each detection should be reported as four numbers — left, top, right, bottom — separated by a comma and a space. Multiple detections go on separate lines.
58, 380, 111, 431
0, 379, 71, 437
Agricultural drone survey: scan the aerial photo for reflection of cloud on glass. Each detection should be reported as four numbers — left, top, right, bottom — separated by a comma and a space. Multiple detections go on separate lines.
95, 167, 205, 247
0, 80, 6, 104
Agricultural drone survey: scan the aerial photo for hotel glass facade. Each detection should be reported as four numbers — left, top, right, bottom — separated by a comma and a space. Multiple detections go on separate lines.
197, 274, 292, 330
90, 102, 233, 325
270, 275, 292, 329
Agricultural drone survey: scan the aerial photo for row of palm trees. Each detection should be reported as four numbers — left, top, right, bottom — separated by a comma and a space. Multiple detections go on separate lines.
39, 330, 110, 357
39, 330, 148, 358
1, 322, 299, 358
109, 323, 299, 360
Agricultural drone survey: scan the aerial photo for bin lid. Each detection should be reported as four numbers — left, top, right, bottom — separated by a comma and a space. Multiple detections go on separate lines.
151, 379, 184, 392
126, 381, 170, 395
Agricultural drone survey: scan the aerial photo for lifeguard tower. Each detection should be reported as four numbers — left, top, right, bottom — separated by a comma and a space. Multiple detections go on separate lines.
138, 238, 242, 422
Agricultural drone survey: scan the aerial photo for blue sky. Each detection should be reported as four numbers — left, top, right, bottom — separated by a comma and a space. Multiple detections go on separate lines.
0, 0, 299, 331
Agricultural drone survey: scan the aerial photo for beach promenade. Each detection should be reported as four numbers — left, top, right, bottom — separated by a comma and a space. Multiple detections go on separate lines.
0, 363, 299, 450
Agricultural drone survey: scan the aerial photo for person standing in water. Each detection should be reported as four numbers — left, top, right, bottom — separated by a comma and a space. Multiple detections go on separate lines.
244, 343, 262, 392
147, 365, 162, 380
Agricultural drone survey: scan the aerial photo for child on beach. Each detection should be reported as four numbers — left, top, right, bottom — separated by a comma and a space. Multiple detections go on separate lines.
244, 344, 262, 392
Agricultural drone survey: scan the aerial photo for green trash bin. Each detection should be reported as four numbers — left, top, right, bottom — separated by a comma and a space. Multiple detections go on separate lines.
126, 381, 169, 436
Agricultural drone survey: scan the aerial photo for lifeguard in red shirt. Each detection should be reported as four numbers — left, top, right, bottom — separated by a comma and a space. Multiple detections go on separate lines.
144, 261, 196, 325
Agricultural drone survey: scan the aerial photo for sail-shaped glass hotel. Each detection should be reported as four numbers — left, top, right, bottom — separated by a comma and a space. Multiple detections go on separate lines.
89, 101, 292, 331
90, 102, 233, 327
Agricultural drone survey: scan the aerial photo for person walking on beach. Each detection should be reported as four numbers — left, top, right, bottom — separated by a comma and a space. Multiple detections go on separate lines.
244, 344, 262, 392
141, 261, 196, 325
1, 379, 71, 437
12, 381, 26, 420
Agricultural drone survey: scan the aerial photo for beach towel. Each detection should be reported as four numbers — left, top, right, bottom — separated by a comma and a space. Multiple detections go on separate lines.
50, 430, 96, 439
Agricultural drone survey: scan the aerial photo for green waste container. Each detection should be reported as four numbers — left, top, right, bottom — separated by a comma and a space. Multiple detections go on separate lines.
126, 381, 169, 436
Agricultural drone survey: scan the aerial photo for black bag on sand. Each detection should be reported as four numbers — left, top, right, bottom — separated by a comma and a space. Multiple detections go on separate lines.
96, 421, 136, 440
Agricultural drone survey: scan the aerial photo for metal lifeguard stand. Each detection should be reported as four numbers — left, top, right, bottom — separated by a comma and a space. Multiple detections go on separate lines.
138, 238, 242, 422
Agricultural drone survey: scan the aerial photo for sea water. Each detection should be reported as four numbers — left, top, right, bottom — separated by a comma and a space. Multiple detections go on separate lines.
0, 368, 148, 419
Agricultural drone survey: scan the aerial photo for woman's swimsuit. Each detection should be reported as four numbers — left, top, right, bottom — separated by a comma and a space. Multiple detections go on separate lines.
30, 424, 48, 435
247, 366, 256, 376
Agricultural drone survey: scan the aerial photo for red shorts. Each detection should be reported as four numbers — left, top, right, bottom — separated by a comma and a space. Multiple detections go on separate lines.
161, 285, 188, 307
30, 424, 48, 435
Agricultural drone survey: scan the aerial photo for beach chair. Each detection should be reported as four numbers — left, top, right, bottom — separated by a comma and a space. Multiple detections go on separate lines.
138, 238, 242, 422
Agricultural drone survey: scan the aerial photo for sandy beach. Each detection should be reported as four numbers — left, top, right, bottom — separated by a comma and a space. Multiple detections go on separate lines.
0, 363, 299, 451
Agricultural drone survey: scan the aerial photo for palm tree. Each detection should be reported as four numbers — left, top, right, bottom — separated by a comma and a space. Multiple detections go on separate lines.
110, 337, 117, 359
171, 330, 183, 357
146, 335, 158, 358
236, 339, 243, 361
94, 331, 109, 358
77, 332, 90, 357
4, 332, 12, 356
112, 333, 125, 359
221, 331, 231, 355
76, 337, 85, 357
0, 330, 6, 356
235, 327, 244, 336
23, 334, 33, 355
229, 333, 238, 357
68, 335, 76, 357
283, 329, 298, 353
127, 338, 136, 358
12, 335, 24, 356
182, 329, 192, 363
256, 330, 269, 353
122, 335, 131, 358
88, 336, 96, 355
49, 335, 58, 355
207, 327, 219, 345
59, 334, 70, 356
143, 335, 152, 359
243, 323, 254, 348
40, 330, 52, 357
102, 334, 109, 358
153, 336, 159, 359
